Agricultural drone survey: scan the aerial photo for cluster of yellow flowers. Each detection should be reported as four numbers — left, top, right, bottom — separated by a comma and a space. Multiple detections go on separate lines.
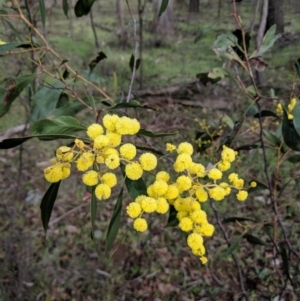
276, 97, 297, 120
44, 114, 254, 264
126, 142, 256, 264
44, 114, 156, 200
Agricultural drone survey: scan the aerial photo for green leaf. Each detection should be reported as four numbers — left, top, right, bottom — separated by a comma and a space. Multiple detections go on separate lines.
135, 145, 164, 156
287, 155, 300, 163
138, 129, 177, 138
208, 67, 228, 79
222, 217, 255, 224
243, 233, 269, 246
0, 42, 37, 55
220, 232, 246, 261
263, 130, 282, 147
40, 181, 61, 233
62, 0, 69, 18
120, 164, 147, 200
213, 32, 238, 52
0, 73, 36, 117
105, 187, 123, 255
166, 205, 178, 227
82, 70, 100, 84
74, 0, 95, 17
250, 25, 281, 58
253, 110, 280, 119
158, 0, 169, 17
30, 81, 65, 121
294, 58, 300, 78
282, 109, 300, 151
53, 101, 86, 118
196, 72, 221, 86
279, 243, 293, 285
0, 134, 77, 149
31, 116, 86, 136
38, 0, 46, 27
129, 54, 140, 72
292, 98, 300, 137
89, 51, 107, 72
90, 185, 97, 240
194, 20, 218, 43
108, 100, 157, 111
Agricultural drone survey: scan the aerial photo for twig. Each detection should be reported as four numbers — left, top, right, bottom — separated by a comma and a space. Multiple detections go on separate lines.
210, 201, 249, 301
125, 0, 139, 103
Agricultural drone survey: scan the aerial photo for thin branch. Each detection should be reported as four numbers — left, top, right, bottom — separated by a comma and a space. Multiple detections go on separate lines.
125, 0, 139, 103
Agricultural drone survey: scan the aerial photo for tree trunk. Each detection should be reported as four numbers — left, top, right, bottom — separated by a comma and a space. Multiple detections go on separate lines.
189, 0, 199, 13
116, 0, 128, 47
153, 0, 174, 35
266, 0, 284, 34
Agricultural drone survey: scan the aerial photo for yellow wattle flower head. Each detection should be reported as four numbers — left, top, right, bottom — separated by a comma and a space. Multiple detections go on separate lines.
87, 123, 104, 140
177, 142, 194, 155
217, 160, 231, 171
44, 164, 64, 183
187, 232, 204, 250
115, 116, 140, 135
209, 186, 226, 201
176, 175, 192, 192
179, 217, 194, 232
56, 146, 74, 162
164, 184, 179, 200
106, 131, 122, 147
250, 181, 257, 188
219, 182, 231, 195
75, 138, 85, 150
133, 217, 148, 232
82, 170, 99, 186
105, 154, 120, 169
126, 202, 142, 218
93, 135, 109, 149
141, 197, 157, 213
147, 184, 155, 197
76, 152, 95, 171
101, 172, 117, 188
236, 190, 248, 201
152, 180, 168, 196
166, 143, 176, 152
173, 153, 192, 172
155, 197, 169, 214
120, 143, 136, 160
155, 171, 170, 182
177, 211, 188, 220
200, 256, 208, 264
135, 195, 147, 204
188, 162, 206, 177
221, 145, 236, 163
102, 147, 119, 159
61, 163, 71, 180
197, 223, 215, 237
103, 114, 120, 132
195, 187, 208, 202
208, 168, 222, 181
95, 183, 111, 200
125, 162, 143, 180
139, 153, 157, 171
190, 209, 207, 224
192, 244, 206, 256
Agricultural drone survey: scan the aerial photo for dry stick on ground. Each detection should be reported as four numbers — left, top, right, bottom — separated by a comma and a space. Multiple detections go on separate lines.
210, 201, 249, 301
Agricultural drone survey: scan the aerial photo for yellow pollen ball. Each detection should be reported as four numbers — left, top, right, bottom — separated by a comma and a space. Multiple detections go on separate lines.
95, 183, 111, 200
176, 175, 192, 192
141, 197, 157, 213
102, 114, 120, 132
133, 218, 148, 232
120, 143, 136, 160
217, 160, 231, 171
187, 232, 204, 249
166, 143, 176, 152
101, 172, 117, 188
76, 152, 95, 171
236, 190, 248, 201
82, 170, 99, 186
188, 163, 206, 177
179, 217, 194, 232
155, 171, 170, 182
125, 162, 143, 180
174, 154, 192, 172
105, 154, 120, 169
152, 180, 168, 196
44, 164, 63, 183
250, 181, 257, 188
177, 142, 193, 155
87, 123, 104, 140
56, 146, 73, 162
106, 131, 122, 147
155, 197, 169, 214
126, 202, 142, 218
221, 145, 236, 163
93, 135, 109, 149
139, 153, 157, 171
195, 187, 208, 202
208, 168, 222, 180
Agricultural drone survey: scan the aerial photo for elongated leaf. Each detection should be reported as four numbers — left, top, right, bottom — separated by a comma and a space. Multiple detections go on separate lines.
0, 134, 77, 149
138, 129, 177, 138
31, 116, 86, 136
194, 20, 218, 43
253, 110, 280, 119
40, 181, 61, 232
279, 243, 293, 285
89, 51, 107, 72
166, 205, 178, 227
0, 74, 36, 117
53, 102, 86, 118
158, 0, 169, 16
74, 0, 95, 17
250, 25, 281, 58
287, 154, 300, 163
0, 42, 37, 55
243, 233, 269, 246
38, 0, 46, 27
220, 232, 246, 261
108, 100, 157, 111
263, 130, 282, 147
292, 98, 300, 137
90, 185, 97, 240
222, 217, 255, 224
105, 187, 123, 255
213, 32, 238, 53
129, 54, 140, 72
62, 0, 69, 18
120, 164, 147, 200
30, 81, 65, 121
135, 145, 164, 156
294, 58, 300, 78
282, 109, 300, 151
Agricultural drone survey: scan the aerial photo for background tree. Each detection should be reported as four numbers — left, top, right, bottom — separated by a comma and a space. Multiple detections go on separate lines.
266, 0, 284, 33
189, 0, 199, 14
